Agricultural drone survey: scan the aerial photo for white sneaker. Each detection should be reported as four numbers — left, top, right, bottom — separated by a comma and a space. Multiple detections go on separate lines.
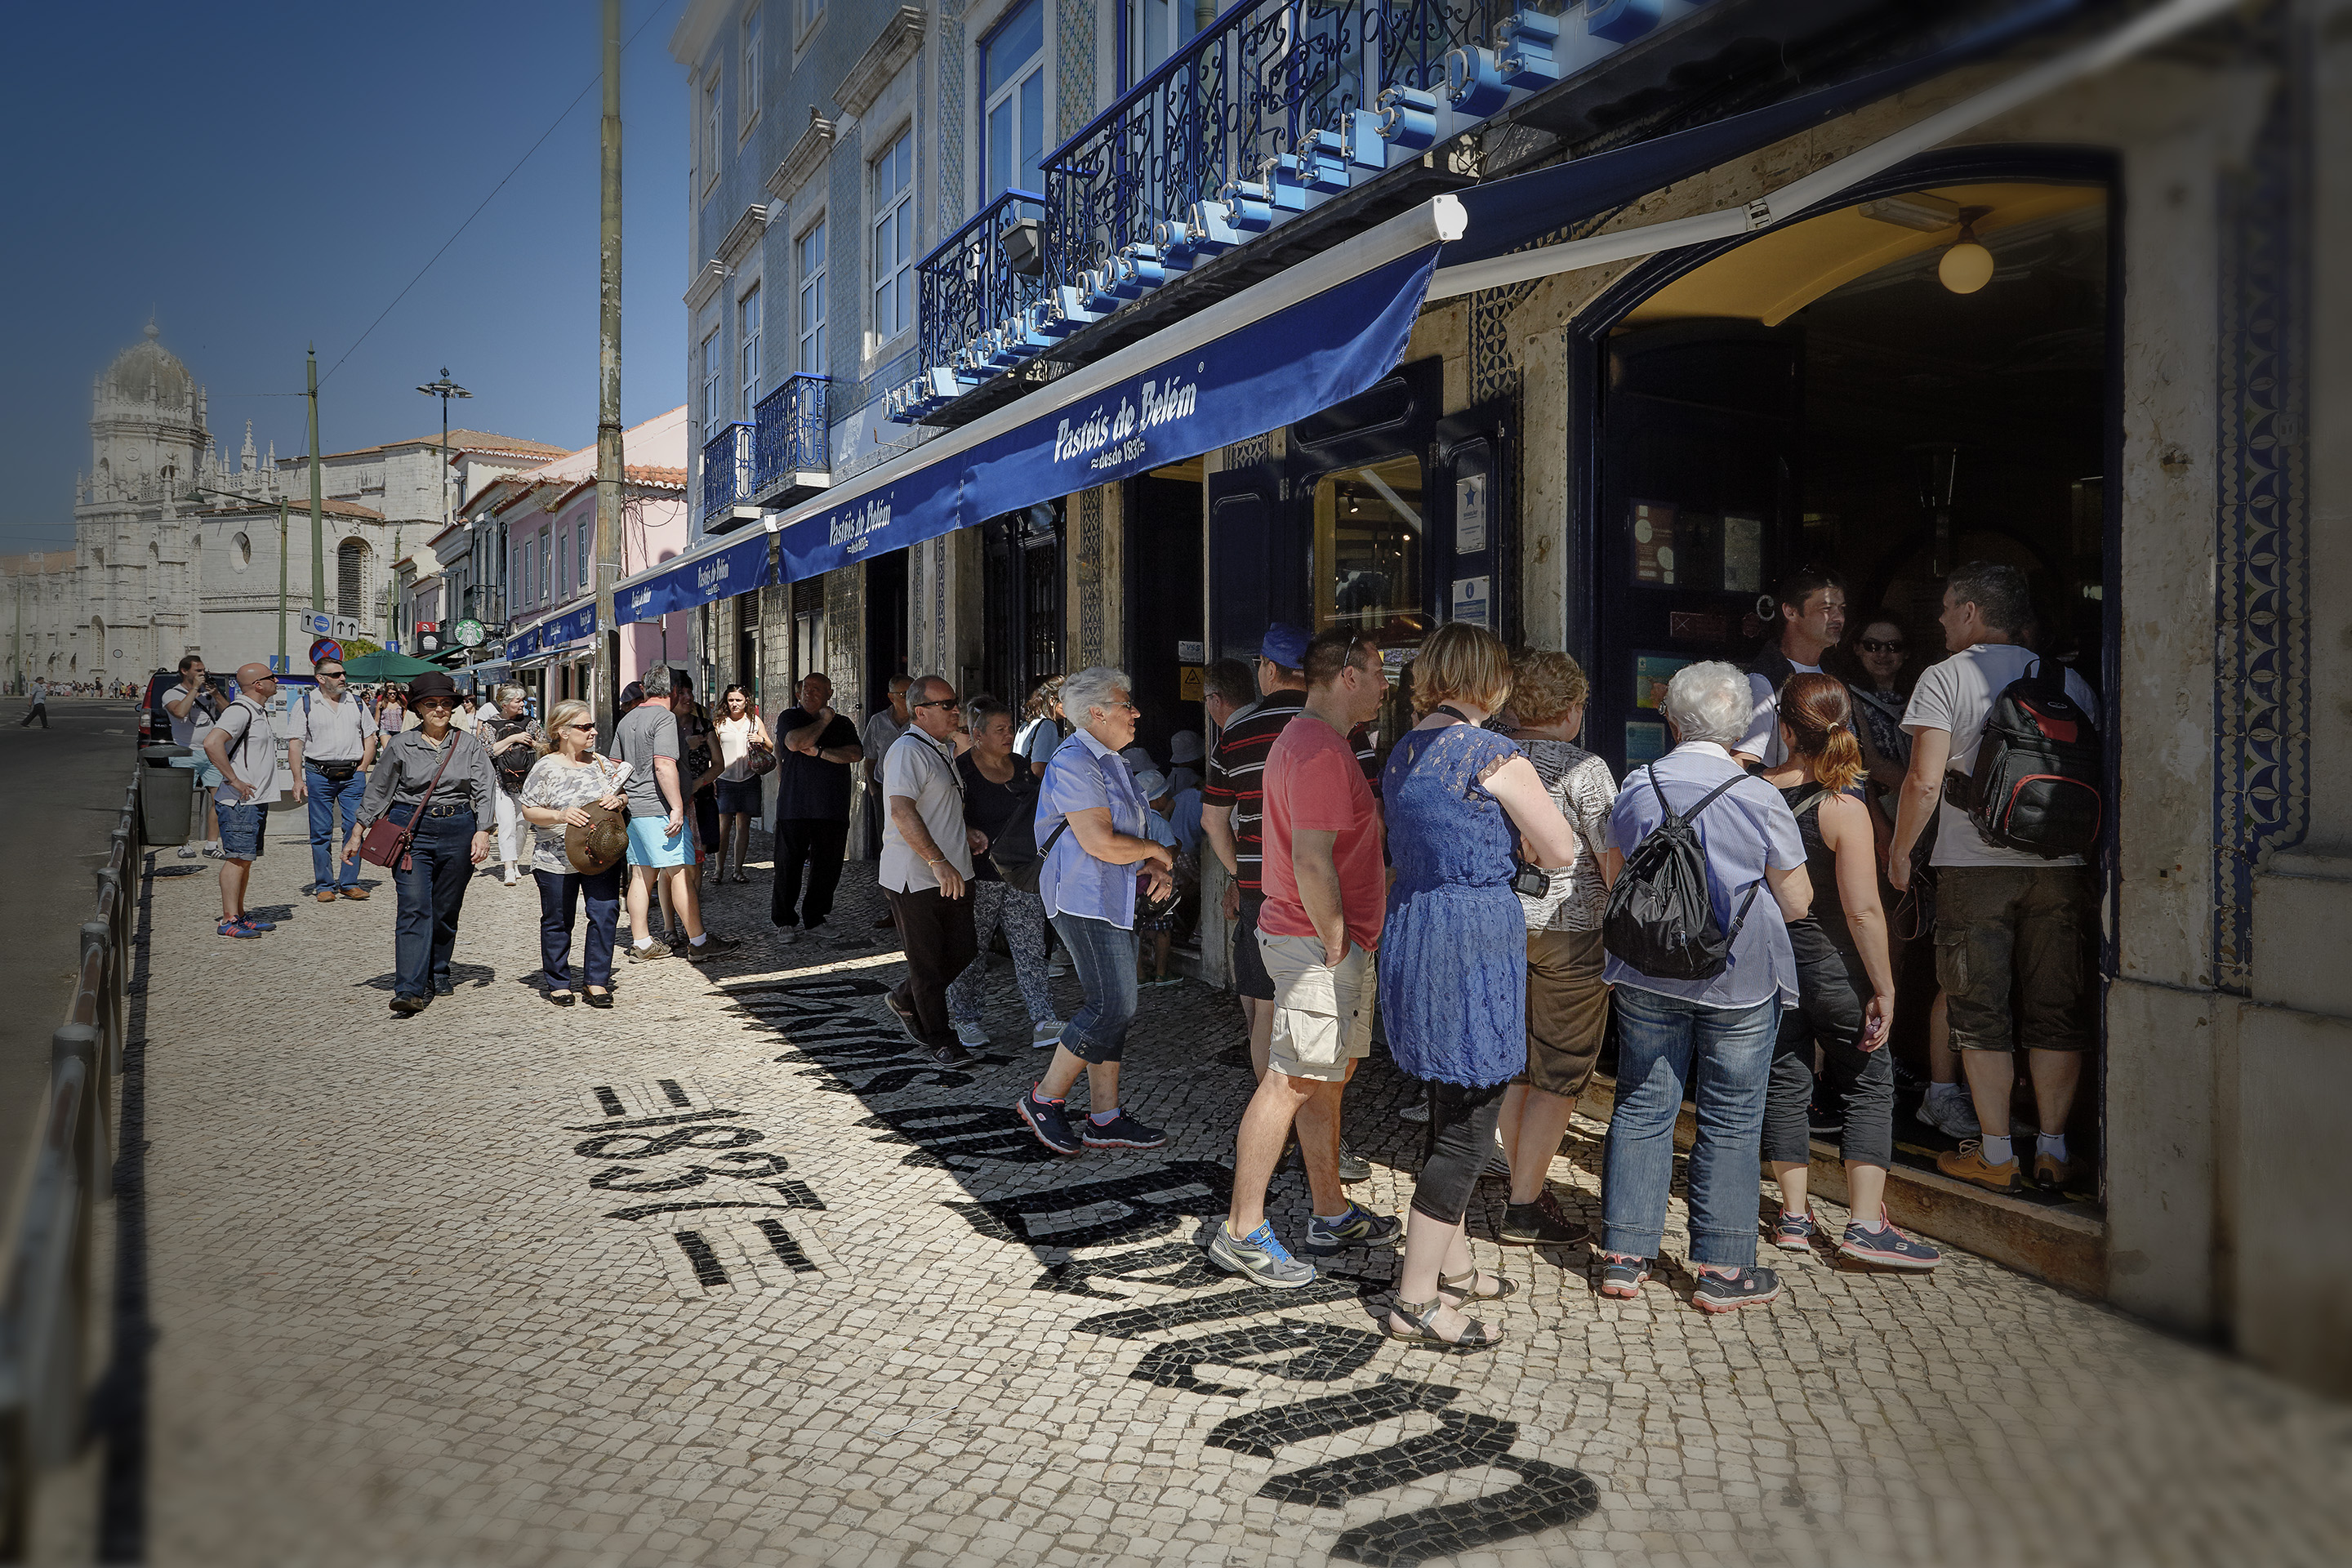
776, 928, 803, 945
1918, 1088, 1981, 1139
1032, 1020, 1064, 1049
954, 1022, 991, 1049
199, 841, 225, 859
176, 844, 201, 859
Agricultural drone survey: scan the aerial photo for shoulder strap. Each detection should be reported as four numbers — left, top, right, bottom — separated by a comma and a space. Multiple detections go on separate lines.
1791, 786, 1832, 820
1647, 764, 1745, 825
411, 733, 460, 817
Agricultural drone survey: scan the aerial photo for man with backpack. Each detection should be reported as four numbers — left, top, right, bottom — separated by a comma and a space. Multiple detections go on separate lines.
203, 662, 287, 938
1597, 662, 1813, 1314
1891, 562, 2101, 1196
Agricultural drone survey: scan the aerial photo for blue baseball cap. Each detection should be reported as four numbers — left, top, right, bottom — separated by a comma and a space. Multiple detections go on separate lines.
1259, 622, 1309, 670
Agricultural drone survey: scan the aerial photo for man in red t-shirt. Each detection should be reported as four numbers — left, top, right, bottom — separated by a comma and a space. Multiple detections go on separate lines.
1207, 628, 1404, 1288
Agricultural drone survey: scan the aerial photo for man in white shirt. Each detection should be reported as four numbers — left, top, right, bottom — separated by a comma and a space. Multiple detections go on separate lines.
17, 677, 47, 728
879, 676, 982, 1068
288, 657, 382, 902
203, 662, 286, 937
164, 654, 227, 857
1734, 568, 1846, 769
1891, 562, 2100, 1196
859, 675, 915, 916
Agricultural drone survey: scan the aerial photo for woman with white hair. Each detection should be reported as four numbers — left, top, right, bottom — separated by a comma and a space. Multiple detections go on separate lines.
1597, 660, 1813, 1315
482, 683, 540, 889
1014, 666, 1177, 1156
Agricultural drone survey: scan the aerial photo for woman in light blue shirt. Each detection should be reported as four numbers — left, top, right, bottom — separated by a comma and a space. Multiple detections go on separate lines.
1015, 666, 1177, 1157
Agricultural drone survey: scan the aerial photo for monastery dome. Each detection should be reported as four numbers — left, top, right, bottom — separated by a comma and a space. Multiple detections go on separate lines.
106, 320, 192, 403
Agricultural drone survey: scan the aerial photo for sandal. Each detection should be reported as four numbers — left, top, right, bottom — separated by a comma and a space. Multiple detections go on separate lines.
1438, 1267, 1517, 1303
1384, 1295, 1503, 1349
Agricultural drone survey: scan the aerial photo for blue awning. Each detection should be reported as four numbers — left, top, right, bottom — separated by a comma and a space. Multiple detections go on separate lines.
616, 529, 775, 626
541, 602, 599, 647
506, 623, 542, 660
768, 196, 1463, 583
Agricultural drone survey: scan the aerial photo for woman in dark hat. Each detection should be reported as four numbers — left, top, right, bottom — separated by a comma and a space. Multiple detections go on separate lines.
518, 700, 630, 1007
346, 671, 497, 1014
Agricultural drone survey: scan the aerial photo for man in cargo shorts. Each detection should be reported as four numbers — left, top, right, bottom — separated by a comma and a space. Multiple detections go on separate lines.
1208, 627, 1402, 1288
1891, 562, 2100, 1195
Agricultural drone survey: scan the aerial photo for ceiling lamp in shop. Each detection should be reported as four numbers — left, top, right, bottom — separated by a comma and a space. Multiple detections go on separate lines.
1937, 207, 1998, 295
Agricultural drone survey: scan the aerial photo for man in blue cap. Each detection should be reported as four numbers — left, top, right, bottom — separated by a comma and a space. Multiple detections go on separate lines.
1201, 623, 1377, 1184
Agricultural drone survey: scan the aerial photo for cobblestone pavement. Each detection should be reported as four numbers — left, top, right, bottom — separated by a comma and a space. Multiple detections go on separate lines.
123, 816, 2352, 1568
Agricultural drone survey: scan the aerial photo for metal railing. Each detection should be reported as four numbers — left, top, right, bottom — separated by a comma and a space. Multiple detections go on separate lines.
917, 189, 1051, 381
699, 421, 756, 522
0, 768, 140, 1555
752, 374, 831, 494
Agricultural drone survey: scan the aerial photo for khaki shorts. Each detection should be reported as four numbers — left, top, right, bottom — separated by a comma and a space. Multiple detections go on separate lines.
1934, 865, 2095, 1054
1258, 931, 1374, 1083
1520, 928, 1609, 1098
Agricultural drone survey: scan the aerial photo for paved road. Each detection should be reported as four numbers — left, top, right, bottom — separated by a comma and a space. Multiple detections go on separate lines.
0, 696, 145, 1166
111, 834, 2352, 1566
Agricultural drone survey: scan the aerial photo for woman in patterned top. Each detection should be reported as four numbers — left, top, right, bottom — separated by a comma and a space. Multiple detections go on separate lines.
519, 700, 632, 1008
1495, 649, 1619, 1250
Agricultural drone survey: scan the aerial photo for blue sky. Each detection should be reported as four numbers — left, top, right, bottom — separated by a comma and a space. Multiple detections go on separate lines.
0, 0, 688, 552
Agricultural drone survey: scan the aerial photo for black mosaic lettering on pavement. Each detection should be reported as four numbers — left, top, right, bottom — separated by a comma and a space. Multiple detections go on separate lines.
945, 1162, 1230, 1254
1031, 1241, 1223, 1298
561, 1107, 748, 1133
605, 1192, 825, 1221
802, 1064, 978, 1097
755, 1218, 820, 1273
573, 1125, 765, 1161
673, 1231, 729, 1287
593, 1086, 626, 1117
1205, 1379, 1462, 1459
658, 1078, 692, 1107
1076, 1277, 1369, 1338
1327, 1455, 1601, 1568
1260, 1410, 1517, 1505
858, 1105, 1065, 1168
1129, 1321, 1383, 1396
724, 976, 892, 1000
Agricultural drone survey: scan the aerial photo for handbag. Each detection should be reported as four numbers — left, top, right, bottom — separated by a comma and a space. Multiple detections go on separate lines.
743, 738, 778, 777
359, 737, 458, 873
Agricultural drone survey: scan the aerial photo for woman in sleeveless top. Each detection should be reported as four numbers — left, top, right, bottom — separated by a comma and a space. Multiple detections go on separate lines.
1756, 675, 1939, 1269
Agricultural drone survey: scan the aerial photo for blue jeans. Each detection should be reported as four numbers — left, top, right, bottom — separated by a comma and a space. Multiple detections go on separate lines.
391, 808, 476, 1000
306, 765, 369, 889
1601, 986, 1780, 1269
537, 863, 621, 989
1048, 911, 1138, 1064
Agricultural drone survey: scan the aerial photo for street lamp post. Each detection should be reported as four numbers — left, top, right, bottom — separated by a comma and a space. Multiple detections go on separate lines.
412, 369, 471, 653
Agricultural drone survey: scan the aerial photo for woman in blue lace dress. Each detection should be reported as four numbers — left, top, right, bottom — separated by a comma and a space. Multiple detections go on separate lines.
1379, 625, 1579, 1349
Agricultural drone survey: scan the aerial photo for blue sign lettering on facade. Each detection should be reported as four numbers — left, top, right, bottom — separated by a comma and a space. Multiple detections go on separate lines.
776, 246, 1441, 583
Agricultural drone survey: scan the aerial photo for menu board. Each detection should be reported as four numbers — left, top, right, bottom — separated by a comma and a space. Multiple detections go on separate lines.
1631, 501, 1676, 585
1633, 652, 1695, 712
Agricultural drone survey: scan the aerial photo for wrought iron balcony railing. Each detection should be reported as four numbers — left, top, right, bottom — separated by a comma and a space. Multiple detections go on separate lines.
752, 374, 831, 498
700, 421, 755, 523
915, 189, 1051, 386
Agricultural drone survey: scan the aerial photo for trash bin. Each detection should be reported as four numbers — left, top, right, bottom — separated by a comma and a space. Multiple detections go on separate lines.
140, 743, 194, 846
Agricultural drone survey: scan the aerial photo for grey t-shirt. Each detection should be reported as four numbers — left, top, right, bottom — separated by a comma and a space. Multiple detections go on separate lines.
614, 704, 680, 819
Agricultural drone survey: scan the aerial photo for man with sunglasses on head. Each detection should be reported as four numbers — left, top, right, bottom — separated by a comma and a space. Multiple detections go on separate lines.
288, 657, 381, 903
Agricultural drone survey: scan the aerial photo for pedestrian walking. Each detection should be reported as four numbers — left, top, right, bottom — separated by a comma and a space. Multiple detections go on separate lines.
1758, 675, 1940, 1268
877, 677, 982, 1067
1597, 661, 1813, 1313
616, 667, 738, 964
165, 654, 226, 858
1209, 627, 1404, 1289
947, 697, 1062, 1051
1375, 625, 1579, 1348
1013, 666, 1177, 1156
482, 684, 538, 889
771, 673, 863, 942
18, 676, 47, 728
345, 672, 497, 1011
861, 674, 914, 865
710, 684, 771, 884
519, 700, 630, 1009
202, 662, 290, 938
287, 655, 381, 903
1493, 649, 1616, 1249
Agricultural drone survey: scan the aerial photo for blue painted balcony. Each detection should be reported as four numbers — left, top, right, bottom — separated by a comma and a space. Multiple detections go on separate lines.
904, 189, 1052, 423
699, 421, 759, 534
752, 373, 831, 508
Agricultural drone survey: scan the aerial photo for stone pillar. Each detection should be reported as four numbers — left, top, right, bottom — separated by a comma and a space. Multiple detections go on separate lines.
1067, 483, 1123, 673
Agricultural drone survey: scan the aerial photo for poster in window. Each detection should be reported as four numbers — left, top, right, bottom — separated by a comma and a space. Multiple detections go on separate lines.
1625, 721, 1669, 765
1630, 500, 1676, 585
1633, 653, 1694, 713
1722, 513, 1765, 595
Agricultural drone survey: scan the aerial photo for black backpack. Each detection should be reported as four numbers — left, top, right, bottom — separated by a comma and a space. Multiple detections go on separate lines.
1945, 660, 2103, 858
1602, 767, 1762, 982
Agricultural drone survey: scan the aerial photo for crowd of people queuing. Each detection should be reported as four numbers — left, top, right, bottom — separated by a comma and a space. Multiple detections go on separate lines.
167, 554, 2095, 1337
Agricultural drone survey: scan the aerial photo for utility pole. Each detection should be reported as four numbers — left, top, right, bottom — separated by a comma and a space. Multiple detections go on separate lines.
593, 0, 623, 733
278, 496, 290, 664
416, 369, 472, 665
306, 347, 326, 614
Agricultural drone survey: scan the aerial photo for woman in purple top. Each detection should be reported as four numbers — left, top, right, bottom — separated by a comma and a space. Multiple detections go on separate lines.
1014, 666, 1176, 1158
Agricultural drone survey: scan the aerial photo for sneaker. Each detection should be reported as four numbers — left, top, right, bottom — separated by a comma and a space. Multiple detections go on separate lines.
775, 927, 804, 944
1918, 1087, 1981, 1138
1936, 1139, 2023, 1194
1206, 1221, 1318, 1289
1693, 1267, 1783, 1314
682, 932, 742, 960
177, 844, 202, 860
928, 1042, 978, 1069
1837, 1216, 1942, 1270
199, 841, 224, 859
1302, 1203, 1403, 1257
1397, 1092, 1430, 1125
217, 918, 263, 939
1016, 1091, 1083, 1155
1770, 1209, 1820, 1251
1031, 1020, 1065, 1049
238, 915, 277, 932
954, 1021, 991, 1049
1598, 1255, 1651, 1298
626, 940, 672, 963
2033, 1151, 2084, 1192
1080, 1111, 1169, 1151
1337, 1141, 1371, 1183
1500, 1188, 1591, 1247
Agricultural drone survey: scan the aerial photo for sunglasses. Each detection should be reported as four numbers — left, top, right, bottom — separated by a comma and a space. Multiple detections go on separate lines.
911, 698, 956, 710
1856, 639, 1905, 654
564, 721, 595, 732
415, 698, 456, 710
318, 670, 345, 679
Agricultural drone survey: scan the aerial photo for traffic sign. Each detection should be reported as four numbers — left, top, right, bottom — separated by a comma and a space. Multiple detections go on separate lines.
310, 638, 343, 666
